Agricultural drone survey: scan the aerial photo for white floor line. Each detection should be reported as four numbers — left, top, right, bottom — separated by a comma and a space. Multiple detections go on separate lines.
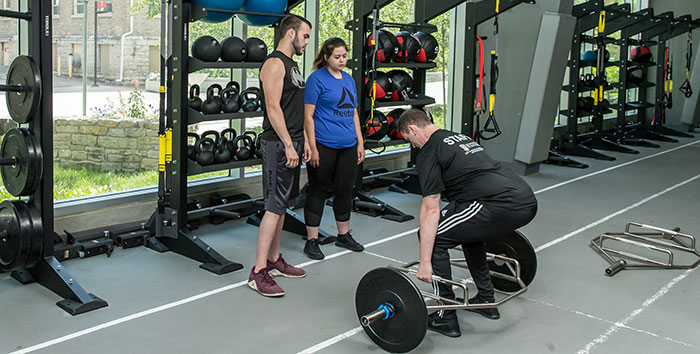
535, 173, 700, 252
362, 250, 408, 265
11, 141, 700, 354
522, 297, 700, 350
577, 268, 696, 354
536, 139, 700, 194
295, 327, 364, 354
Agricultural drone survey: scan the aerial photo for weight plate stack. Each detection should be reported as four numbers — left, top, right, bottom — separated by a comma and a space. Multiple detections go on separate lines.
6, 55, 42, 124
0, 128, 43, 196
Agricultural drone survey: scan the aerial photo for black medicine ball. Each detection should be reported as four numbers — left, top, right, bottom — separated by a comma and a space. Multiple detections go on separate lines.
394, 31, 421, 63
387, 70, 413, 101
366, 30, 400, 63
414, 32, 439, 63
192, 36, 222, 62
221, 36, 247, 62
627, 66, 646, 84
386, 108, 406, 140
244, 37, 268, 62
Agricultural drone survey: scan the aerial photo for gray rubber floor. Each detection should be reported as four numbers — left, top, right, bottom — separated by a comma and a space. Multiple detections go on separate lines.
3, 135, 700, 354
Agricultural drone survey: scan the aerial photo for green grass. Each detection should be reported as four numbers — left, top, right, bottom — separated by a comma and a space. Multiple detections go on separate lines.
0, 167, 228, 201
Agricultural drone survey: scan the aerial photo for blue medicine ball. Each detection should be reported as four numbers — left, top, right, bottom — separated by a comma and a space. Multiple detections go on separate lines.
193, 0, 243, 23
238, 0, 287, 27
581, 50, 597, 63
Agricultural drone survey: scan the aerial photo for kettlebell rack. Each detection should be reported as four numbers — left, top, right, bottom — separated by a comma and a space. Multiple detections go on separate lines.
554, 2, 641, 162
151, 0, 339, 275
0, 0, 107, 315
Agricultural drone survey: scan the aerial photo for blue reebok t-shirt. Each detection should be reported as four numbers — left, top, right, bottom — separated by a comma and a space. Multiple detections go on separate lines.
304, 67, 358, 149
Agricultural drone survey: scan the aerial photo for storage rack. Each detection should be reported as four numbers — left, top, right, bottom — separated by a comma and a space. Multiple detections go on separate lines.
553, 2, 642, 162
1, 0, 107, 314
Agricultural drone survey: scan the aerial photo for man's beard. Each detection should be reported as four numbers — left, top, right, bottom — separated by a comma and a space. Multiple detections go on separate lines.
292, 37, 305, 56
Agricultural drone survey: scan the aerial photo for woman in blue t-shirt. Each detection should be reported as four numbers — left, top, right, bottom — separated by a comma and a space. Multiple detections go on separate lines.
302, 37, 365, 260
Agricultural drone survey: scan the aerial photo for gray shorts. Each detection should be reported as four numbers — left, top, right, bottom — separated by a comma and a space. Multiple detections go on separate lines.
261, 139, 304, 215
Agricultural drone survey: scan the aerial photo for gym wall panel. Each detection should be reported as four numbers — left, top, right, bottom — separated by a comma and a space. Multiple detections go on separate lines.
515, 12, 577, 165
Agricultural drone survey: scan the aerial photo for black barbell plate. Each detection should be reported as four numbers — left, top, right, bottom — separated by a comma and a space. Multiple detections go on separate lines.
0, 200, 31, 272
0, 128, 41, 196
23, 201, 43, 268
485, 230, 537, 293
12, 199, 34, 269
356, 267, 427, 353
6, 56, 42, 124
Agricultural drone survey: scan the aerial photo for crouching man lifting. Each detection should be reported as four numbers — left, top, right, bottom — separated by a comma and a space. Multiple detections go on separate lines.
397, 109, 538, 337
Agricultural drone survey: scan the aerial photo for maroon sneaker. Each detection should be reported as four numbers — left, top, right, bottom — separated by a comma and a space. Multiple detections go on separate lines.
267, 254, 307, 278
248, 267, 285, 297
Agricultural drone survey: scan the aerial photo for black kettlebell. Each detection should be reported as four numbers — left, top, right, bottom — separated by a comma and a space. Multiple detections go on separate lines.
187, 132, 200, 161
253, 133, 263, 159
221, 36, 247, 62
239, 87, 260, 112
220, 127, 238, 153
209, 84, 224, 107
201, 86, 222, 115
222, 82, 241, 113
232, 135, 253, 161
192, 36, 222, 62
189, 85, 203, 111
195, 138, 216, 166
214, 135, 232, 164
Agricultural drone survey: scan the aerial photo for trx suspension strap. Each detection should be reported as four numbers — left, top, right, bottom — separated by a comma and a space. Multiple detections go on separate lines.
679, 29, 693, 98
477, 1, 502, 141
654, 47, 672, 125
365, 2, 385, 154
157, 0, 170, 215
474, 36, 486, 141
593, 11, 606, 114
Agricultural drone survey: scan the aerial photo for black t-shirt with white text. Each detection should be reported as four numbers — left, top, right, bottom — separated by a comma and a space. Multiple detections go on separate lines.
416, 129, 537, 208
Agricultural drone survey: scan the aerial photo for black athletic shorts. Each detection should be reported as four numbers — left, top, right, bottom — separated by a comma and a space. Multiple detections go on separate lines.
261, 139, 304, 215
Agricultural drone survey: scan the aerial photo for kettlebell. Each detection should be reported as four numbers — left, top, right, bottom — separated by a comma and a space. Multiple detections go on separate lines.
209, 84, 224, 107
187, 132, 200, 161
239, 87, 260, 112
222, 85, 241, 113
232, 135, 253, 161
192, 36, 222, 62
195, 138, 216, 166
214, 136, 232, 164
201, 86, 222, 115
189, 85, 203, 111
253, 133, 263, 159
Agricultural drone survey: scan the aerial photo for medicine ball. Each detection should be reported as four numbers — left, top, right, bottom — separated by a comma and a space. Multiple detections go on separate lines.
630, 46, 652, 63
238, 0, 287, 27
387, 70, 413, 101
245, 38, 268, 62
221, 36, 247, 62
192, 0, 242, 23
414, 32, 439, 63
581, 49, 611, 64
364, 71, 395, 100
577, 96, 595, 112
363, 110, 389, 140
394, 31, 421, 63
600, 98, 611, 111
366, 30, 400, 63
192, 36, 222, 62
627, 66, 646, 84
386, 108, 406, 140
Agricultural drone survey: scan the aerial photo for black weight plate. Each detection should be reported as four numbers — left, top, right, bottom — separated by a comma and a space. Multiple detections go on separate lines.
24, 201, 43, 268
1, 128, 41, 196
485, 230, 537, 292
0, 200, 31, 272
6, 56, 42, 124
12, 200, 34, 269
356, 267, 427, 353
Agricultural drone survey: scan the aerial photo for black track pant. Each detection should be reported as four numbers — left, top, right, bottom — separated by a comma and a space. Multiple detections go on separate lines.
304, 142, 357, 227
429, 200, 537, 309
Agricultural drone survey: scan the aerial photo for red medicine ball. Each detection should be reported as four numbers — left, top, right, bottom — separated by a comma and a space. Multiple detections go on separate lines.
630, 46, 652, 63
386, 108, 406, 140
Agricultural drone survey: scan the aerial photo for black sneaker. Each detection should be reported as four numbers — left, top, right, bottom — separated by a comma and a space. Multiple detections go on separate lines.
427, 312, 461, 338
335, 232, 364, 252
304, 238, 324, 260
462, 295, 500, 320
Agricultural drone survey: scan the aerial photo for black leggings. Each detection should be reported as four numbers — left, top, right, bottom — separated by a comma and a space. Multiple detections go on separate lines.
304, 142, 357, 227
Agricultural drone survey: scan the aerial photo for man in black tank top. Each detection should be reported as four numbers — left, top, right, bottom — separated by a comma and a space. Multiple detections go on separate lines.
398, 109, 538, 337
248, 15, 313, 298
